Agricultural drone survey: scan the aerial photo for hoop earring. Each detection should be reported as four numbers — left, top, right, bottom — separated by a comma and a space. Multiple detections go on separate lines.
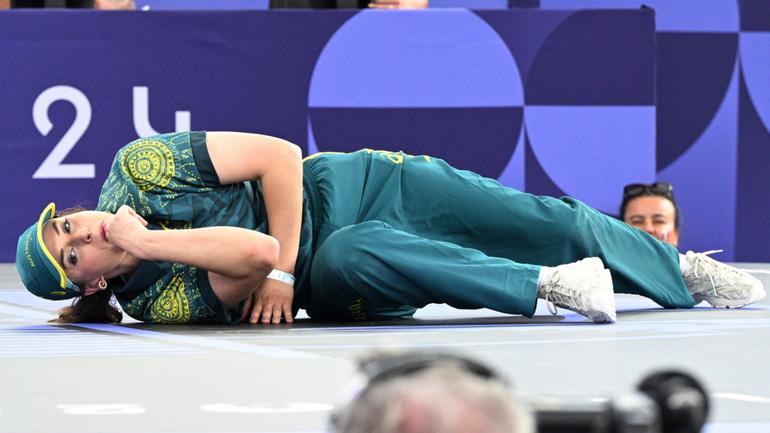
98, 277, 108, 290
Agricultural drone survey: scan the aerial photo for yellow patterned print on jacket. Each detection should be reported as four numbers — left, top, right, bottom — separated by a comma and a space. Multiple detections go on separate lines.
96, 132, 260, 324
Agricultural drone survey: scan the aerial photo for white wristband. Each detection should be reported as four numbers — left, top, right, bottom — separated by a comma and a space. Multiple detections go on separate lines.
267, 269, 295, 286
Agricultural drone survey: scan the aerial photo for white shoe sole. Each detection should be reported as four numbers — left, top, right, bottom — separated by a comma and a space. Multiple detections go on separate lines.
694, 280, 767, 308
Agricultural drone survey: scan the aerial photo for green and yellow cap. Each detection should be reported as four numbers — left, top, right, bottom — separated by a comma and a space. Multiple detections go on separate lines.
16, 203, 83, 300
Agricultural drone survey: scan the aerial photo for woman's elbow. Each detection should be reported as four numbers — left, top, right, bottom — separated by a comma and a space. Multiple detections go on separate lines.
278, 139, 302, 161
290, 142, 302, 159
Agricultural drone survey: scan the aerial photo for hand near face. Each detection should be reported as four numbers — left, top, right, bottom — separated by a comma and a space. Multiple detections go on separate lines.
103, 205, 149, 254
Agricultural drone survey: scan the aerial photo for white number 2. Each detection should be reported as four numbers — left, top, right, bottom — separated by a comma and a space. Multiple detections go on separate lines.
32, 85, 94, 179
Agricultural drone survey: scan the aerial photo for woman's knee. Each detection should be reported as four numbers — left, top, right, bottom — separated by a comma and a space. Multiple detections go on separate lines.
311, 222, 388, 287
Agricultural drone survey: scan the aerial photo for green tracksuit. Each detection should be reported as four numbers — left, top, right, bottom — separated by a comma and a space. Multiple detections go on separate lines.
97, 132, 694, 324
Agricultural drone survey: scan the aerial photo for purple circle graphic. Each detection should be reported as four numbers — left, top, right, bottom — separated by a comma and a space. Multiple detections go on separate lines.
307, 10, 523, 177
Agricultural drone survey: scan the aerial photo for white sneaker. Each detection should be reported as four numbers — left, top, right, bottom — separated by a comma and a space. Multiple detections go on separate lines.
683, 250, 766, 308
538, 257, 616, 323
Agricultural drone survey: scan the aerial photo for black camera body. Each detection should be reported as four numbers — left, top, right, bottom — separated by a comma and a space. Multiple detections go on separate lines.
331, 351, 710, 433
533, 392, 661, 433
533, 370, 709, 433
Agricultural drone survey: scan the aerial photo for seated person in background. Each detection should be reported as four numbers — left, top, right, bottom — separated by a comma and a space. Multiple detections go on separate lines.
11, 0, 133, 8
94, 0, 134, 9
620, 182, 679, 247
330, 351, 533, 433
368, 0, 427, 8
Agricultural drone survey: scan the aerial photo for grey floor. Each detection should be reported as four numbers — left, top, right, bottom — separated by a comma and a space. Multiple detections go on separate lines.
1, 263, 769, 433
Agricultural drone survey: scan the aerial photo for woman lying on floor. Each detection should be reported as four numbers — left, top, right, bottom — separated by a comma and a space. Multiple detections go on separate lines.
16, 132, 766, 324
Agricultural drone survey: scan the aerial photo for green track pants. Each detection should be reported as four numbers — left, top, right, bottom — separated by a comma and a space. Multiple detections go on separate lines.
297, 150, 694, 321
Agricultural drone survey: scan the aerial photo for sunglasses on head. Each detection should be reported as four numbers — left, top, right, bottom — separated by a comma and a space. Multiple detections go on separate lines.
623, 182, 673, 199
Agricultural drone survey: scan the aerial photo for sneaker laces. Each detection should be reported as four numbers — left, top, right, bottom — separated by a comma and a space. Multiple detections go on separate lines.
544, 288, 558, 316
541, 285, 579, 316
688, 249, 725, 297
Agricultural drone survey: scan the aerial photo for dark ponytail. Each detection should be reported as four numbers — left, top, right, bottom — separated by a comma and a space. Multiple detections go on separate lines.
53, 288, 123, 323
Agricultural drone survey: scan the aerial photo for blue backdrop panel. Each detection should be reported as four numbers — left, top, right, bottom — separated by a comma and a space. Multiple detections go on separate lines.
307, 9, 526, 178
515, 0, 769, 262
0, 9, 655, 262
737, 26, 770, 261
481, 8, 656, 215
